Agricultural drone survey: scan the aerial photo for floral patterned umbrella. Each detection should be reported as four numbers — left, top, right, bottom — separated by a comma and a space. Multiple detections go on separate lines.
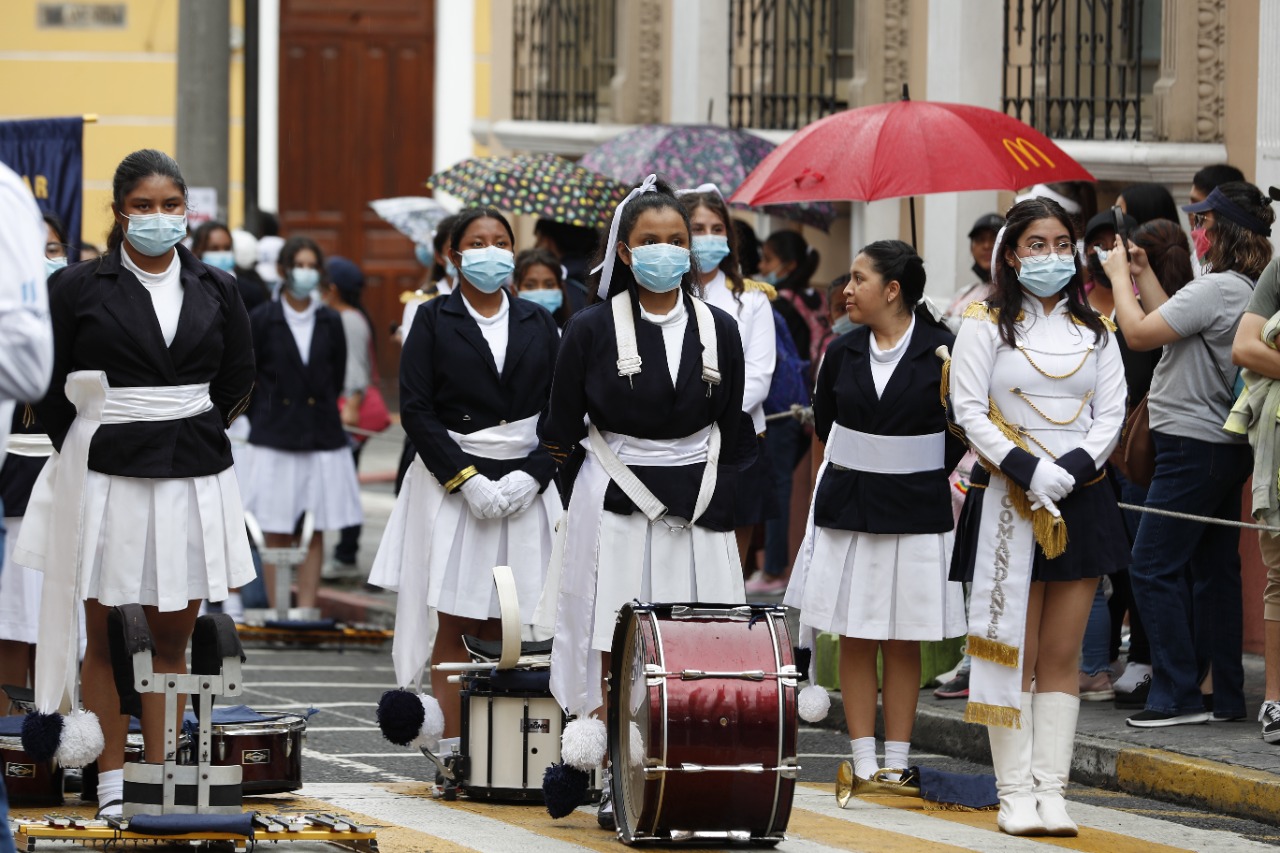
427, 155, 631, 231
580, 124, 838, 231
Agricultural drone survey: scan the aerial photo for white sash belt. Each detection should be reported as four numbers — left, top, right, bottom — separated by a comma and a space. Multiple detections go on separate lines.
586, 424, 719, 527
32, 371, 213, 713
6, 433, 53, 458
826, 424, 946, 474
447, 414, 540, 460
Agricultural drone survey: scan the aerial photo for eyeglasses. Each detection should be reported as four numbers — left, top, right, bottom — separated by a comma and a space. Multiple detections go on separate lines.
1191, 212, 1212, 229
45, 242, 69, 259
1016, 240, 1077, 259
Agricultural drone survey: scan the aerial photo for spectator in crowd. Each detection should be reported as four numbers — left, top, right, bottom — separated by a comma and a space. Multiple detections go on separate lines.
231, 228, 270, 311
1103, 181, 1275, 728
1191, 164, 1247, 205
511, 247, 573, 328
533, 218, 598, 312
735, 219, 762, 277
944, 213, 1003, 330
79, 241, 101, 262
760, 230, 828, 368
1117, 184, 1181, 227
1082, 210, 1137, 310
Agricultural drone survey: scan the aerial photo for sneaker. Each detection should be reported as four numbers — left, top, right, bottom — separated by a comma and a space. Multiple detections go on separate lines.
1260, 701, 1280, 743
1112, 662, 1152, 695
744, 572, 788, 595
933, 669, 970, 699
1079, 670, 1115, 701
1126, 709, 1211, 728
321, 558, 360, 581
1114, 673, 1151, 709
597, 770, 615, 830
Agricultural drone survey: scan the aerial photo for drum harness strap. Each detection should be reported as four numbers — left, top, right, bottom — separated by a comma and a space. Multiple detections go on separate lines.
590, 291, 722, 532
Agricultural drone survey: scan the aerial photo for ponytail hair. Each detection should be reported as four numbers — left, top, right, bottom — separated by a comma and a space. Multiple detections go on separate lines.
858, 239, 948, 332
764, 230, 820, 293
106, 149, 188, 253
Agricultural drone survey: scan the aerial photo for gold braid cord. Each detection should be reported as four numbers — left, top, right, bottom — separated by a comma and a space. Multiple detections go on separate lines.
937, 347, 1068, 560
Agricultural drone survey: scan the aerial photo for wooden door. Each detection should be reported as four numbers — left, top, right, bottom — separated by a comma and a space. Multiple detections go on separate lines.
279, 0, 434, 394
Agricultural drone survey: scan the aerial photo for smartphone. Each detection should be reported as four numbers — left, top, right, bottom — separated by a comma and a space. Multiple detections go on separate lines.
1112, 205, 1129, 243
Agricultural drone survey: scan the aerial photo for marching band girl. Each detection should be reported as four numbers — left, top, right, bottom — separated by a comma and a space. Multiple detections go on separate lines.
680, 187, 777, 566
948, 198, 1127, 837
238, 237, 362, 611
371, 208, 561, 741
786, 240, 967, 785
538, 176, 747, 828
16, 149, 256, 816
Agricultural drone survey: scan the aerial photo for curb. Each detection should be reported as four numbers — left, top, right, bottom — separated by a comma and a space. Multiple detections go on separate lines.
815, 692, 1280, 827
316, 586, 397, 630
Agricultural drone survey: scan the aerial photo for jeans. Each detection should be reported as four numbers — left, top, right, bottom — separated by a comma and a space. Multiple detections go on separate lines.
1114, 472, 1151, 665
762, 417, 809, 577
1081, 580, 1111, 675
239, 542, 269, 609
1128, 431, 1251, 717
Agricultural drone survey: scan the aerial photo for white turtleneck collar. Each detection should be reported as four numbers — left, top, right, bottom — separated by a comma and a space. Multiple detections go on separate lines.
639, 292, 688, 387
869, 314, 915, 397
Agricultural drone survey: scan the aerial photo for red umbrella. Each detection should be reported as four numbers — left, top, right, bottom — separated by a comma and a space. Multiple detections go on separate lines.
731, 91, 1094, 245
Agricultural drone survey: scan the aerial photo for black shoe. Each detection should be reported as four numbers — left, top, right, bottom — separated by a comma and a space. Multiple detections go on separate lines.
597, 791, 615, 830
1113, 675, 1151, 709
1261, 701, 1280, 744
1126, 709, 1210, 728
933, 670, 970, 699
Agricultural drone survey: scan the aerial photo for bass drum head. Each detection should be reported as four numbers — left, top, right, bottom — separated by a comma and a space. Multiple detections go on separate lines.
609, 603, 655, 844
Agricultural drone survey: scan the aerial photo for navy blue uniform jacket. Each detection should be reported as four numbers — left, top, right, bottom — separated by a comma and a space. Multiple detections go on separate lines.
246, 299, 349, 452
540, 290, 747, 532
37, 245, 254, 478
813, 321, 966, 534
400, 290, 560, 489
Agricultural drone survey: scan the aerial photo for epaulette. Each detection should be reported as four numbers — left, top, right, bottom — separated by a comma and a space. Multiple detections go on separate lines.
1069, 312, 1117, 332
742, 278, 778, 300
399, 288, 439, 305
963, 301, 994, 321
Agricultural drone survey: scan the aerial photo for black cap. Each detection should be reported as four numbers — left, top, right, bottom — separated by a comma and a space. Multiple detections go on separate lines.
1084, 210, 1136, 245
968, 213, 1004, 239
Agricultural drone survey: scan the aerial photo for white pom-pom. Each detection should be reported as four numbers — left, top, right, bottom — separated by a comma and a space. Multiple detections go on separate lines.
628, 721, 645, 768
798, 684, 830, 723
560, 716, 607, 771
410, 692, 445, 752
55, 710, 104, 768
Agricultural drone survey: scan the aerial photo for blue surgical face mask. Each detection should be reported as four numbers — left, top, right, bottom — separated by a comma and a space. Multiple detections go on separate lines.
45, 255, 68, 277
1016, 254, 1077, 298
520, 288, 563, 313
415, 243, 434, 269
628, 243, 690, 293
203, 250, 236, 272
124, 212, 187, 257
691, 234, 731, 272
287, 267, 320, 298
459, 246, 516, 294
832, 314, 855, 336
444, 259, 457, 280
758, 270, 781, 286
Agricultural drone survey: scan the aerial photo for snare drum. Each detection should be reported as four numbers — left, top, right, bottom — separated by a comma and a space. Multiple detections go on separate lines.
1, 735, 62, 806
210, 716, 306, 794
608, 603, 799, 844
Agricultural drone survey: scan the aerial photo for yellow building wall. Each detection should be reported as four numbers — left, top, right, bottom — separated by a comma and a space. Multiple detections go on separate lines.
473, 0, 492, 157
0, 0, 245, 247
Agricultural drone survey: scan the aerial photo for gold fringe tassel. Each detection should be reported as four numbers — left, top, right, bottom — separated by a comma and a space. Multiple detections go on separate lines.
963, 701, 1023, 729
964, 634, 1019, 668
986, 398, 1069, 559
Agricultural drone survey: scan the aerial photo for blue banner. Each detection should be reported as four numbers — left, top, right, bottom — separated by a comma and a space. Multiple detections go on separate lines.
0, 117, 84, 262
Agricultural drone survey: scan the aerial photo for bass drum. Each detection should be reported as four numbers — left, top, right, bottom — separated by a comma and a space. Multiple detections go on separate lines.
608, 603, 798, 845
0, 735, 62, 806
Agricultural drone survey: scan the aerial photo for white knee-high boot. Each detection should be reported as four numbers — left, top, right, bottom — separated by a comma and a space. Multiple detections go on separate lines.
1032, 692, 1080, 836
988, 692, 1045, 836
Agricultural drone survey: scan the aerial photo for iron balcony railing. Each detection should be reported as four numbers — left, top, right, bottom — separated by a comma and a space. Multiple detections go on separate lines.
513, 0, 616, 124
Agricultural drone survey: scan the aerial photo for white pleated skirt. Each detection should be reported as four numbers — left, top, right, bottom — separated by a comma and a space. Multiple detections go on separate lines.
370, 457, 558, 689
1, 518, 40, 643
785, 525, 966, 641
237, 444, 363, 534
539, 452, 743, 717
14, 465, 256, 613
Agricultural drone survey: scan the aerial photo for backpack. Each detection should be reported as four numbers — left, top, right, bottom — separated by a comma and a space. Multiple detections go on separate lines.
778, 288, 832, 366
764, 307, 812, 414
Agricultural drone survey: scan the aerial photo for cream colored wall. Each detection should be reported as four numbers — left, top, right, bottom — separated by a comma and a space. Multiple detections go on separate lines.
1223, 0, 1260, 177
0, 0, 245, 246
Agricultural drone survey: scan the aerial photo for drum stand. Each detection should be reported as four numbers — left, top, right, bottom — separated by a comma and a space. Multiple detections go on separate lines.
110, 604, 246, 816
243, 510, 322, 624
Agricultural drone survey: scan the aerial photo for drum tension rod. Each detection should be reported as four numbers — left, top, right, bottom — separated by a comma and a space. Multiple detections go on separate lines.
645, 664, 800, 681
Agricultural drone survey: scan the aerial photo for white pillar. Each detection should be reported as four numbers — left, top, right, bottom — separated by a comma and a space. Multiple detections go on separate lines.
1258, 0, 1280, 254
668, 0, 729, 125
434, 0, 475, 208
257, 0, 279, 214
922, 0, 1002, 299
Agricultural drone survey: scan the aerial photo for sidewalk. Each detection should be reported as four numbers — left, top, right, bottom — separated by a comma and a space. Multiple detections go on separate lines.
815, 653, 1280, 827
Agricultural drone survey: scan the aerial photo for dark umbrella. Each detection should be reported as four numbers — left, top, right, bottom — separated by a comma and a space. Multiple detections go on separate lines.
427, 155, 631, 231
581, 123, 838, 232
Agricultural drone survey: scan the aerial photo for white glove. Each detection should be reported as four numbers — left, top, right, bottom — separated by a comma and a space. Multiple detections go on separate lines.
497, 471, 541, 517
459, 474, 510, 519
1026, 491, 1062, 518
1028, 459, 1075, 505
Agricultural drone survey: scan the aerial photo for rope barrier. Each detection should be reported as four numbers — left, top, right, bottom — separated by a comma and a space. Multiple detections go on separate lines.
1117, 502, 1280, 534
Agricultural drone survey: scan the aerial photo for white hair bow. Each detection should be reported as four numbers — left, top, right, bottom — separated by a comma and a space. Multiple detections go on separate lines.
594, 174, 660, 300
674, 182, 725, 201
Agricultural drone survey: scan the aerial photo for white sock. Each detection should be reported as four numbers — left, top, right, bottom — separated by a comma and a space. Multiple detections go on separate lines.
221, 591, 245, 622
1114, 662, 1152, 693
850, 737, 878, 780
98, 768, 124, 815
883, 740, 910, 774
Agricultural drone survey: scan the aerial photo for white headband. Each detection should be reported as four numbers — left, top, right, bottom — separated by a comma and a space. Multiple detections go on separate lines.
594, 173, 660, 300
674, 182, 725, 201
1014, 183, 1082, 215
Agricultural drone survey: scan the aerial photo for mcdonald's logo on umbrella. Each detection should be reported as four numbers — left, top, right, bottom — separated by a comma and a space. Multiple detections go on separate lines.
1003, 137, 1057, 171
